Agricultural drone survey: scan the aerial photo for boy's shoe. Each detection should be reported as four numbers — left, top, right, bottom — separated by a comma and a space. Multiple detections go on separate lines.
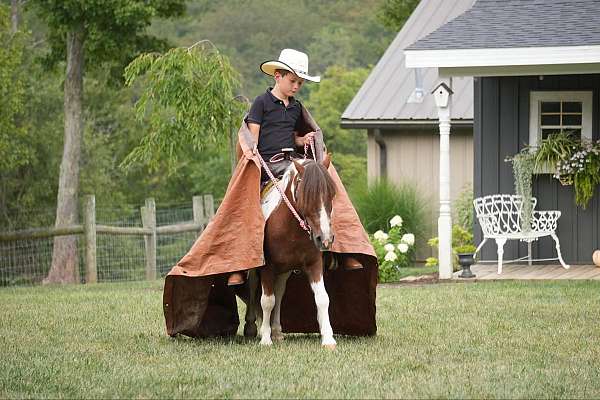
227, 272, 245, 286
343, 256, 363, 271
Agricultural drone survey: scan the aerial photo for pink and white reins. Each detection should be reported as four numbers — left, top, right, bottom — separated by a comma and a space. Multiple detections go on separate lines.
255, 136, 317, 236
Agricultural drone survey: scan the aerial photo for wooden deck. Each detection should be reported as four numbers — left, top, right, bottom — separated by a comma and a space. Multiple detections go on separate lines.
452, 263, 600, 280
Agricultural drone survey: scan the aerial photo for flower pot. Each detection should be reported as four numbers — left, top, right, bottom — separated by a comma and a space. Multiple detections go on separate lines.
593, 250, 600, 267
457, 253, 475, 278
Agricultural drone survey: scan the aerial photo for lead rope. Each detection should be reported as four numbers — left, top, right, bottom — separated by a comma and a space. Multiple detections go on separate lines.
303, 135, 316, 161
255, 144, 312, 236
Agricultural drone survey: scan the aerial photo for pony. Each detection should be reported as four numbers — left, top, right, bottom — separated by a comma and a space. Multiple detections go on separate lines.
243, 155, 338, 349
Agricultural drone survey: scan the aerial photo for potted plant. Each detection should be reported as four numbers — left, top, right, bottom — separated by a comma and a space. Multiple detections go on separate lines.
534, 131, 579, 179
508, 133, 600, 209
505, 149, 535, 231
455, 244, 477, 278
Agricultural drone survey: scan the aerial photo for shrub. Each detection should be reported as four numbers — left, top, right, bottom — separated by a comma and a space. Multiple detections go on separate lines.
354, 179, 430, 241
426, 224, 475, 271
453, 184, 473, 231
370, 214, 416, 283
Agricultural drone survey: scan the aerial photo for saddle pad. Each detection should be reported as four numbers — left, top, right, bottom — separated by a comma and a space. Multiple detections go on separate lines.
260, 165, 294, 221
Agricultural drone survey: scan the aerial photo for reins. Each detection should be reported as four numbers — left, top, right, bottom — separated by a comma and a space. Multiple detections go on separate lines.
255, 136, 317, 236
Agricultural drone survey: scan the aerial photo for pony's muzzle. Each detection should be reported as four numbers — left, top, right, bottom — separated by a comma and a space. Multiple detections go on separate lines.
315, 234, 334, 251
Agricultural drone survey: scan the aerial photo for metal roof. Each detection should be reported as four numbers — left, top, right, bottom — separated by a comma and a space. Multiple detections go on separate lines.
341, 0, 476, 126
407, 0, 600, 51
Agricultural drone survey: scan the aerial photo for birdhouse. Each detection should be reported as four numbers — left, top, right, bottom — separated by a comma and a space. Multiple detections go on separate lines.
431, 82, 453, 107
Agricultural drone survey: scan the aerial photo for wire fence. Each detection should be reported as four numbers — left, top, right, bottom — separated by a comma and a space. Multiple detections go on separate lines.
0, 196, 213, 287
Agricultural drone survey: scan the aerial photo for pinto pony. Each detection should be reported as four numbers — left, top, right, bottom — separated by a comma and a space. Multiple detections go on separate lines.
244, 155, 338, 348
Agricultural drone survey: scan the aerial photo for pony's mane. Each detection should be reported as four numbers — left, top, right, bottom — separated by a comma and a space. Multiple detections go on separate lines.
295, 160, 336, 212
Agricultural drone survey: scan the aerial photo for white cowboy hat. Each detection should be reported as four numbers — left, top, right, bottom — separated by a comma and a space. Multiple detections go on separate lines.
260, 49, 320, 83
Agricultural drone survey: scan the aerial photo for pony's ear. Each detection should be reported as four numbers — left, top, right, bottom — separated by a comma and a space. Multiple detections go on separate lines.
293, 159, 305, 175
322, 153, 331, 169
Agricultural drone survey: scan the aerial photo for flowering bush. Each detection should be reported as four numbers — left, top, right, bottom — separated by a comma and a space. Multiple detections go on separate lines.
370, 214, 416, 282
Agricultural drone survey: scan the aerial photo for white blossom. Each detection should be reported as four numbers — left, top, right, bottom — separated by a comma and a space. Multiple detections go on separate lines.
384, 243, 395, 252
401, 233, 415, 246
397, 243, 409, 253
374, 230, 388, 242
384, 251, 398, 262
389, 215, 403, 228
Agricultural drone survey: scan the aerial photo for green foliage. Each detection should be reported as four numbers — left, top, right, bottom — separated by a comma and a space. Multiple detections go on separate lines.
0, 6, 64, 229
3, 0, 394, 230
370, 215, 416, 282
454, 184, 474, 231
122, 42, 244, 172
330, 153, 367, 200
506, 149, 535, 231
427, 224, 475, 270
454, 244, 476, 255
148, 0, 395, 97
354, 179, 430, 241
377, 0, 421, 31
304, 65, 371, 199
543, 136, 600, 209
305, 65, 370, 156
570, 143, 600, 208
510, 133, 600, 209
0, 5, 30, 173
28, 0, 185, 79
534, 132, 579, 173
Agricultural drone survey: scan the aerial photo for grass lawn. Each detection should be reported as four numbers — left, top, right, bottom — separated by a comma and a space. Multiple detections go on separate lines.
1, 279, 600, 398
396, 265, 438, 280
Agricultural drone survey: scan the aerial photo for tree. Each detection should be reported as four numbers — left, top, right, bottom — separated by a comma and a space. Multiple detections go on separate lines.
28, 0, 185, 284
377, 0, 421, 31
122, 41, 244, 172
305, 65, 371, 198
305, 65, 370, 156
0, 4, 30, 180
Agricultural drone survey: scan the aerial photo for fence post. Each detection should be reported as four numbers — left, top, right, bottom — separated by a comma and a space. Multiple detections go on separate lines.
192, 195, 205, 233
142, 198, 157, 280
83, 195, 97, 283
203, 194, 215, 221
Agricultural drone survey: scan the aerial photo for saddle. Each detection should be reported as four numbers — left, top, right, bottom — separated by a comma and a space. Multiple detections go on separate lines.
260, 148, 309, 190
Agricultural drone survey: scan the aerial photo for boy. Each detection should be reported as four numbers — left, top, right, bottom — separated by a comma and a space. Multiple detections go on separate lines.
227, 49, 361, 286
248, 48, 318, 181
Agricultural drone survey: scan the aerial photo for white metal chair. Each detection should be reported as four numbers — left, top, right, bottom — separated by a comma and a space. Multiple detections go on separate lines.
473, 194, 570, 274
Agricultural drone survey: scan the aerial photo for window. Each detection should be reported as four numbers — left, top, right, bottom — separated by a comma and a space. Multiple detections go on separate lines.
529, 91, 593, 147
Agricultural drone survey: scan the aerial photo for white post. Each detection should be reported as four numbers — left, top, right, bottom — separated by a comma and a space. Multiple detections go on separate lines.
433, 80, 453, 279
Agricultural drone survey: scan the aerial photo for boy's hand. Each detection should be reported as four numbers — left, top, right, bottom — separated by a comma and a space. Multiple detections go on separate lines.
304, 131, 316, 144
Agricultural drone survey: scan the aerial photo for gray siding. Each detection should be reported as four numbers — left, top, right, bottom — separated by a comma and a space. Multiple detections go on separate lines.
474, 74, 600, 263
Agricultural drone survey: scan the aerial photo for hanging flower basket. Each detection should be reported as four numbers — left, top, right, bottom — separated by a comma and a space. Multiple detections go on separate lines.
558, 175, 574, 186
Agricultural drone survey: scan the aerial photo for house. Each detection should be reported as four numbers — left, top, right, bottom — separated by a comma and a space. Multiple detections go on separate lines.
341, 0, 476, 255
405, 0, 600, 277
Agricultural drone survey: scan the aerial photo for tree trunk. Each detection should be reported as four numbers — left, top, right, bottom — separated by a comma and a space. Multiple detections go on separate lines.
45, 30, 84, 284
10, 0, 18, 34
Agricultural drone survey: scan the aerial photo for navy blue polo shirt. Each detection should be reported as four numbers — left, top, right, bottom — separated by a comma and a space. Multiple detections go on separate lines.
247, 87, 303, 159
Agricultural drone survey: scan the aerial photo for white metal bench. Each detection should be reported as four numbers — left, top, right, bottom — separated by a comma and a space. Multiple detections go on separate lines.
473, 194, 570, 274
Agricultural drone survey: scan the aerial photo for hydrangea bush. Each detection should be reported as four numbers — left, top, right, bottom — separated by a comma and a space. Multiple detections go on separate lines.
370, 215, 415, 282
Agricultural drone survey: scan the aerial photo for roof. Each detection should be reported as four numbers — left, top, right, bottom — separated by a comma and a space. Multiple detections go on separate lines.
407, 0, 600, 51
405, 0, 600, 76
341, 0, 475, 127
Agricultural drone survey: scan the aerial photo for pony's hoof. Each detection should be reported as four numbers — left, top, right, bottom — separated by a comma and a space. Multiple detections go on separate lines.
260, 338, 273, 346
272, 333, 284, 341
244, 323, 258, 338
322, 343, 337, 350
